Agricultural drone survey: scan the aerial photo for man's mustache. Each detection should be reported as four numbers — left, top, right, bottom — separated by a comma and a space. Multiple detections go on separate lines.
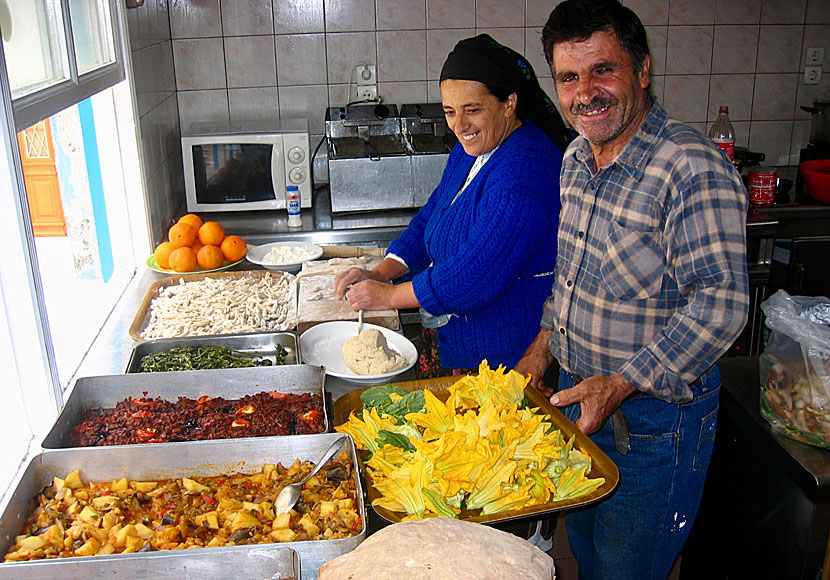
572, 97, 618, 115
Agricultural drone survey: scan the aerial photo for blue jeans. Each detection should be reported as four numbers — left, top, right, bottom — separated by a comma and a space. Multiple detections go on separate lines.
558, 366, 720, 580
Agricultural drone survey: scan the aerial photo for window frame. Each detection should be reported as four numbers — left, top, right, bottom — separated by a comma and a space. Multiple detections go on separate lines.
9, 0, 125, 133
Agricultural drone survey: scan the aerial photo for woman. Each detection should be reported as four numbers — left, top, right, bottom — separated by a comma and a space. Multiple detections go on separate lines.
334, 34, 571, 376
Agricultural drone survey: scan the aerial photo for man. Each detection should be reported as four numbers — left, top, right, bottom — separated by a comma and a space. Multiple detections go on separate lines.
514, 1, 749, 578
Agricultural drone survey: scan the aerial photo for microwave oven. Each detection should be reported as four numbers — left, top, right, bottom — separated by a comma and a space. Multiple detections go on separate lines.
181, 119, 312, 212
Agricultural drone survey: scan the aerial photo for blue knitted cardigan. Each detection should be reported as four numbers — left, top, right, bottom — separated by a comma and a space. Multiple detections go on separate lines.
387, 120, 562, 369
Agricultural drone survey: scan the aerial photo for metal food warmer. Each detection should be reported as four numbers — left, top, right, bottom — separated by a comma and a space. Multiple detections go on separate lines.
325, 102, 454, 213
0, 434, 365, 580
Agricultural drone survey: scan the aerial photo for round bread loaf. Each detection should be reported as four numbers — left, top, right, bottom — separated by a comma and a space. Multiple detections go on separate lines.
318, 517, 555, 580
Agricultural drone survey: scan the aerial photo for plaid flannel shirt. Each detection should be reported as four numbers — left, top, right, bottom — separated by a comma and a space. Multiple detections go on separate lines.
542, 101, 749, 403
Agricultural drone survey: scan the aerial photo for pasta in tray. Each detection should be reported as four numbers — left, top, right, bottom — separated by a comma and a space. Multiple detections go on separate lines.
140, 274, 295, 339
3, 455, 360, 562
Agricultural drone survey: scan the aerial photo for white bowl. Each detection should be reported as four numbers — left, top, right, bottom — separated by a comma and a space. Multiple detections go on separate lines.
246, 241, 324, 273
300, 321, 417, 385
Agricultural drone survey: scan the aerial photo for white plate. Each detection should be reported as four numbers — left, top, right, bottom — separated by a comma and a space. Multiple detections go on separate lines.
246, 241, 323, 273
300, 321, 417, 385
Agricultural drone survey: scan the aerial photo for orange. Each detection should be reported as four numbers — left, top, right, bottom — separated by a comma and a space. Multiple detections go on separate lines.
178, 213, 204, 231
220, 235, 247, 262
198, 221, 225, 246
168, 222, 197, 248
154, 241, 175, 269
168, 246, 197, 272
190, 238, 205, 255
197, 244, 225, 270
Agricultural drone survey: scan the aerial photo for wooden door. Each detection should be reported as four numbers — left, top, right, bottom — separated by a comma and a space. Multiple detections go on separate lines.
17, 119, 67, 237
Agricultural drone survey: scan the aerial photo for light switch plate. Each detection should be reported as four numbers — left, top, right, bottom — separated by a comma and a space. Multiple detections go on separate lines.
804, 66, 822, 85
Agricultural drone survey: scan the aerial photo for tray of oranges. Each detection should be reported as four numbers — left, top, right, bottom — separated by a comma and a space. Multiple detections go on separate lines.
149, 214, 248, 274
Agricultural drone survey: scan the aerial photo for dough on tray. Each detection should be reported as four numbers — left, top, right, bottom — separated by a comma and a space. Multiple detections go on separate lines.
342, 328, 408, 375
318, 517, 555, 580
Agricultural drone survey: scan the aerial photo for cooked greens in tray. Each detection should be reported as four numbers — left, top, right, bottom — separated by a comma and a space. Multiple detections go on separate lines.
137, 345, 285, 372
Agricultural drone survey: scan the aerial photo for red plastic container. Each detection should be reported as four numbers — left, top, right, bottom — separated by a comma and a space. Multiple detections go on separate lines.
799, 159, 830, 203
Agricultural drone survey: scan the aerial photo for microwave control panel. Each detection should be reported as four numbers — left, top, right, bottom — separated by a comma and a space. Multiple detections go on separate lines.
282, 132, 311, 207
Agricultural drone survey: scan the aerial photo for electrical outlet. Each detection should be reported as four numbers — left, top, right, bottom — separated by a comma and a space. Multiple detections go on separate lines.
358, 85, 378, 101
807, 47, 825, 66
804, 65, 822, 85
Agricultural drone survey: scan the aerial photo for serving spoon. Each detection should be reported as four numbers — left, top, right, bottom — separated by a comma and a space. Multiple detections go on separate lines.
274, 436, 348, 515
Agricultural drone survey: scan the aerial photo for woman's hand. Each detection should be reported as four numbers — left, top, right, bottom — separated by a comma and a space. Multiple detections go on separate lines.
344, 280, 396, 311
334, 267, 374, 299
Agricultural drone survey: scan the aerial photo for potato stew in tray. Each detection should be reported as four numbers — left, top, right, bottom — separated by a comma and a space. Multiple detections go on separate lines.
41, 365, 328, 450
0, 434, 365, 579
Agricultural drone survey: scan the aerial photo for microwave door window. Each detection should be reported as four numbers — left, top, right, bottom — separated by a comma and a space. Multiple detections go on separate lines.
193, 144, 277, 204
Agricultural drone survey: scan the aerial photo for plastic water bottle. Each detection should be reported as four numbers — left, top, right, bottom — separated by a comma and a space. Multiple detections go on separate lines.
709, 105, 735, 160
286, 185, 302, 228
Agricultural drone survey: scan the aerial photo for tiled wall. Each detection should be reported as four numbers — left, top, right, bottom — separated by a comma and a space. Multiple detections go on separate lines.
128, 0, 830, 237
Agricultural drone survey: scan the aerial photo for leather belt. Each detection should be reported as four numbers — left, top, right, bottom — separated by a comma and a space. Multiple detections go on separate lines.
690, 365, 715, 387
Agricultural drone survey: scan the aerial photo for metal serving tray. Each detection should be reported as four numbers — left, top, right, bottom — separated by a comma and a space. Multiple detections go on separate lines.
129, 270, 297, 341
0, 546, 300, 580
125, 332, 301, 373
0, 434, 364, 580
334, 376, 620, 525
42, 364, 328, 449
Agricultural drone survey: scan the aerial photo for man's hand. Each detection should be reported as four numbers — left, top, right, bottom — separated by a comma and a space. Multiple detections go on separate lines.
514, 329, 555, 397
551, 373, 636, 434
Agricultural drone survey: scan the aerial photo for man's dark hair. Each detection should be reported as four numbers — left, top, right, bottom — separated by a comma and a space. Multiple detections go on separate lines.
542, 0, 650, 74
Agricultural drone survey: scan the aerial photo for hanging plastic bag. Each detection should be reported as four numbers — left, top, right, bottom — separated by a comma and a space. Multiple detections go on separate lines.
759, 290, 830, 448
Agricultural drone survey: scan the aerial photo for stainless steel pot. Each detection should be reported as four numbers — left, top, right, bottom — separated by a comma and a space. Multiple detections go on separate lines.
801, 99, 830, 148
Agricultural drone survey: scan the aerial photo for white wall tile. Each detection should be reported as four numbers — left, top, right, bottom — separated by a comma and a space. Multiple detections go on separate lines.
276, 34, 328, 85
274, 0, 325, 33
799, 24, 830, 68
377, 31, 427, 82
173, 38, 227, 90
325, 32, 378, 84
663, 75, 711, 122
476, 29, 525, 56
427, 80, 442, 101
708, 74, 755, 121
749, 120, 794, 164
761, 0, 807, 24
228, 87, 280, 122
177, 90, 230, 132
731, 120, 750, 148
712, 25, 758, 74
169, 0, 221, 38
669, 0, 715, 25
376, 0, 426, 30
476, 0, 525, 28
791, 119, 812, 158
527, 0, 563, 27
525, 27, 552, 81
752, 73, 798, 119
378, 81, 429, 104
646, 26, 668, 75
325, 0, 377, 32
666, 26, 714, 74
221, 0, 274, 36
278, 85, 331, 134
426, 29, 475, 79
427, 0, 476, 29
757, 25, 803, 72
806, 0, 830, 23
650, 75, 665, 103
224, 36, 277, 88
624, 0, 669, 25
715, 0, 762, 24
327, 84, 351, 106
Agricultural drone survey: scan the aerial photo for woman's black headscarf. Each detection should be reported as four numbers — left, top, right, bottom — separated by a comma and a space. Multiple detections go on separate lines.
439, 34, 572, 152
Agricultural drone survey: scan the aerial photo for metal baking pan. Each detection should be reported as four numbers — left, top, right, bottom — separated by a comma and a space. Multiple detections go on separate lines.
125, 332, 301, 373
0, 433, 364, 580
334, 376, 620, 525
129, 270, 297, 341
42, 364, 328, 449
0, 546, 300, 579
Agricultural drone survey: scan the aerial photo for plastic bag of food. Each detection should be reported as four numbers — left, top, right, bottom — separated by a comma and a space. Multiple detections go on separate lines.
759, 290, 830, 448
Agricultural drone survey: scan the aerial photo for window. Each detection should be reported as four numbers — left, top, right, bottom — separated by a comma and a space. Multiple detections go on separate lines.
0, 0, 123, 132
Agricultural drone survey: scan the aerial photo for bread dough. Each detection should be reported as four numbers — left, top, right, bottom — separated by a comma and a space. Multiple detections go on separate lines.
318, 517, 555, 580
343, 329, 408, 375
